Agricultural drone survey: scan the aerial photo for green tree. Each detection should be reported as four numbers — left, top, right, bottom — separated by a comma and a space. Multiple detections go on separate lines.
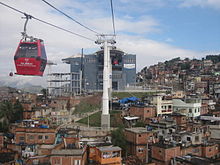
111, 127, 127, 156
38, 88, 47, 102
0, 100, 24, 132
0, 101, 14, 132
180, 63, 190, 70
0, 101, 13, 124
134, 121, 145, 127
12, 100, 23, 122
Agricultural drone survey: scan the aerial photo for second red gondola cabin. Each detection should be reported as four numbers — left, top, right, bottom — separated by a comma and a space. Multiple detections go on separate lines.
14, 39, 47, 76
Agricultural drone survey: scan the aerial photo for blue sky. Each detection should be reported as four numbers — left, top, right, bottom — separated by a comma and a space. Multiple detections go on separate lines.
113, 0, 220, 51
148, 3, 220, 51
0, 0, 220, 86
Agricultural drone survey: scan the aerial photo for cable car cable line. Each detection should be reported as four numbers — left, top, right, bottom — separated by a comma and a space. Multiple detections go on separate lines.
41, 0, 100, 35
110, 0, 116, 36
0, 1, 24, 15
32, 16, 95, 41
0, 1, 95, 42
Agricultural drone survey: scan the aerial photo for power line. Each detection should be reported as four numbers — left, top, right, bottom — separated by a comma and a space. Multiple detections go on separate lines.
41, 0, 99, 35
110, 0, 116, 36
0, 1, 95, 42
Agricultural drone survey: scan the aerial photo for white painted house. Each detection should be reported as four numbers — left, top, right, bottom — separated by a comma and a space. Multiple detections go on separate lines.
151, 94, 173, 116
173, 98, 201, 118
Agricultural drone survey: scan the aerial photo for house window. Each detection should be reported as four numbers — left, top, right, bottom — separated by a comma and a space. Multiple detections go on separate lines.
29, 135, 34, 139
189, 109, 192, 113
19, 136, 25, 141
139, 134, 142, 137
193, 148, 200, 153
54, 159, 60, 164
195, 136, 199, 142
112, 151, 119, 157
169, 129, 173, 133
216, 146, 218, 150
138, 148, 143, 153
38, 135, 43, 139
209, 148, 212, 152
187, 137, 191, 141
103, 152, 111, 159
74, 160, 81, 165
45, 136, 49, 139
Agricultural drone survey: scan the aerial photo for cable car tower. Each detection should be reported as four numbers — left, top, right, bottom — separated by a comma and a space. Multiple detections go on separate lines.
95, 34, 116, 129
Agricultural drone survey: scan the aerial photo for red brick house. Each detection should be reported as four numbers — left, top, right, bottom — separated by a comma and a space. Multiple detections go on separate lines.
129, 105, 156, 122
50, 137, 87, 165
124, 127, 156, 163
50, 149, 87, 165
14, 127, 56, 145
202, 143, 219, 158
170, 113, 187, 128
151, 143, 181, 165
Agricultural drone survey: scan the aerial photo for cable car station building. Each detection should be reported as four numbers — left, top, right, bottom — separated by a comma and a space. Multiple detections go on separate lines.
62, 49, 136, 95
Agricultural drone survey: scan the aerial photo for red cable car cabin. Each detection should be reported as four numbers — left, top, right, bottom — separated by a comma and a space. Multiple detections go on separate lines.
14, 39, 47, 76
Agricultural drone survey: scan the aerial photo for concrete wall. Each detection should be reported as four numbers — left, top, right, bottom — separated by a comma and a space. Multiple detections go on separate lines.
209, 125, 220, 140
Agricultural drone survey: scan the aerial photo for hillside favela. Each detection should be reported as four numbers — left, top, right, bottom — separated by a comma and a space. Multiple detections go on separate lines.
1, 0, 220, 165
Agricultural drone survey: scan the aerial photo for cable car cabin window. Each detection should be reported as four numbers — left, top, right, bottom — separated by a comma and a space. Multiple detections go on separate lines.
40, 59, 47, 72
16, 43, 38, 58
40, 45, 47, 60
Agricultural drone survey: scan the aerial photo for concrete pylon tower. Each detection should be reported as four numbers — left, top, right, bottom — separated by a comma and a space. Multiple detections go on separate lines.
102, 40, 110, 129
95, 35, 116, 129
108, 46, 112, 103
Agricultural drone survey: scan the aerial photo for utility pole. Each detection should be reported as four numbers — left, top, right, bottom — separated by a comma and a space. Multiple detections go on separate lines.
95, 34, 116, 129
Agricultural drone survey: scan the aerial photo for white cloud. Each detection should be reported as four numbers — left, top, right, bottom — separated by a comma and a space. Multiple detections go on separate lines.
118, 0, 166, 12
117, 35, 200, 71
165, 38, 174, 42
180, 0, 220, 9
89, 16, 159, 35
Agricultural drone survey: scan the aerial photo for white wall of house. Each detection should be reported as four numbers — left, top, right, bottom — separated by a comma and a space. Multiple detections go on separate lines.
173, 99, 201, 118
152, 95, 173, 116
